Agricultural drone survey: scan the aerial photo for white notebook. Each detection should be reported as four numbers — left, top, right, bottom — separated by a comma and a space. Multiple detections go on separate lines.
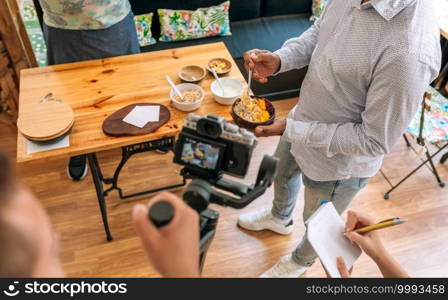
307, 202, 362, 278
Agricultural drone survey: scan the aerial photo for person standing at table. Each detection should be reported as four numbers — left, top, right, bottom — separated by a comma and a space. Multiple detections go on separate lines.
39, 0, 140, 181
238, 0, 441, 277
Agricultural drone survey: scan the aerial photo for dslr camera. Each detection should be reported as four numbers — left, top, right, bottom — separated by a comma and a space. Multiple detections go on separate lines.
173, 114, 256, 179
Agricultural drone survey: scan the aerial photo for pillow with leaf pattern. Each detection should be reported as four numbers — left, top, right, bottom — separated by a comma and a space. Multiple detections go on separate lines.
310, 0, 330, 21
158, 1, 231, 42
134, 13, 156, 47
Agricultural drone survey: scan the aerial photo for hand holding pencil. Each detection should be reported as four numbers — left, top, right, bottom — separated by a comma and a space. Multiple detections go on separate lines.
341, 211, 409, 278
344, 211, 388, 261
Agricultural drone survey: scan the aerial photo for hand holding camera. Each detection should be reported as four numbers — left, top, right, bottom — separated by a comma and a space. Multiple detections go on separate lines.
132, 192, 200, 278
136, 114, 278, 276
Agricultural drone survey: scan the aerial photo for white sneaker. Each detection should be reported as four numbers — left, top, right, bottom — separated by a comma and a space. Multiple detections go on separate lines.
237, 208, 293, 235
260, 255, 308, 278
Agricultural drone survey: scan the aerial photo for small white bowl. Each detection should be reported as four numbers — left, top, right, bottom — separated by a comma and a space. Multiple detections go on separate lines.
211, 78, 244, 105
170, 83, 204, 112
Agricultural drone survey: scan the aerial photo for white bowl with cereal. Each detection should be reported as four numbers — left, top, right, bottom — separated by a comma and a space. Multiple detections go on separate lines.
170, 83, 204, 112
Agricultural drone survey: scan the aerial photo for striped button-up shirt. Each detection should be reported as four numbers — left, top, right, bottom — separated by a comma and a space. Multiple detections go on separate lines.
275, 0, 441, 181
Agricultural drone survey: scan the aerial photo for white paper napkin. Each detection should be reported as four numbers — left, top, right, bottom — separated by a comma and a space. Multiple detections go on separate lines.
27, 135, 70, 154
122, 105, 160, 128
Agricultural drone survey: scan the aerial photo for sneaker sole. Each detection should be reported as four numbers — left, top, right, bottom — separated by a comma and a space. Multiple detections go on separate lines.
260, 267, 308, 278
237, 219, 293, 235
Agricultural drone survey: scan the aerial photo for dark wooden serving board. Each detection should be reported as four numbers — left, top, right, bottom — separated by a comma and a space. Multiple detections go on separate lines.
102, 103, 170, 137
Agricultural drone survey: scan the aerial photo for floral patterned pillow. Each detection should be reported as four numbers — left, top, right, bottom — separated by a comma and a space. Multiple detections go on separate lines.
158, 1, 231, 42
134, 13, 156, 47
310, 0, 330, 21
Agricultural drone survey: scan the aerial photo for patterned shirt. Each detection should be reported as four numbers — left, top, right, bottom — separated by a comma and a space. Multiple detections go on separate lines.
39, 0, 131, 30
275, 0, 441, 181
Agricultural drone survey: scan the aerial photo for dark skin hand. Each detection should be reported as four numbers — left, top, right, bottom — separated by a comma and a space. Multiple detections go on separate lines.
243, 49, 285, 137
243, 49, 281, 84
254, 118, 287, 137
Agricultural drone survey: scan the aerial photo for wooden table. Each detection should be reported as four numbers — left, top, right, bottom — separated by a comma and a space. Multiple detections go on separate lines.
17, 42, 247, 241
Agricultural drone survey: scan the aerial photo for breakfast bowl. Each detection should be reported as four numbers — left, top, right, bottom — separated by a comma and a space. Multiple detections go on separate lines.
231, 96, 276, 130
211, 78, 244, 105
178, 65, 206, 83
170, 83, 204, 112
206, 58, 232, 75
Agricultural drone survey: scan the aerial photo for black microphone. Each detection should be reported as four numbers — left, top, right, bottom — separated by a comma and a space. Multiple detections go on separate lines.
148, 201, 174, 228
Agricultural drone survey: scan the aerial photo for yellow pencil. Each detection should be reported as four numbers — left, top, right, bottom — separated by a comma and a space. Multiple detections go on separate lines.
355, 218, 407, 234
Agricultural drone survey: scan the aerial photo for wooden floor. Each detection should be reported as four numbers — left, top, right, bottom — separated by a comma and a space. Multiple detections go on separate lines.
1, 98, 448, 277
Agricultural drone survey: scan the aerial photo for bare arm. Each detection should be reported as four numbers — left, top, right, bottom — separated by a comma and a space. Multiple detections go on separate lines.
374, 253, 409, 278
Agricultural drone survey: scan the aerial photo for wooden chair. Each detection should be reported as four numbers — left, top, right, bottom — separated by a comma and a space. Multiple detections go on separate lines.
380, 87, 448, 199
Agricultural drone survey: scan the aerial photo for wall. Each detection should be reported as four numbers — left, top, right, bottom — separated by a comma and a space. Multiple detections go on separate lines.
0, 0, 36, 126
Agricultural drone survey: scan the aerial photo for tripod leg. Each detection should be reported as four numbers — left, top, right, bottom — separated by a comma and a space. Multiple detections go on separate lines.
403, 133, 411, 148
199, 251, 208, 273
425, 146, 445, 187
198, 209, 219, 273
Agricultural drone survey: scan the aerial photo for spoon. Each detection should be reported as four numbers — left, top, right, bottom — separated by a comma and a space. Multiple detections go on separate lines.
247, 68, 252, 99
166, 75, 184, 101
211, 68, 226, 96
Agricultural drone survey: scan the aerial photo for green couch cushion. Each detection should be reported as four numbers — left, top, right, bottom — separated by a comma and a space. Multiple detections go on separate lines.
129, 0, 261, 23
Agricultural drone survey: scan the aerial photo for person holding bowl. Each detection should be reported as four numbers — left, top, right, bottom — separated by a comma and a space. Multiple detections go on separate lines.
237, 0, 440, 277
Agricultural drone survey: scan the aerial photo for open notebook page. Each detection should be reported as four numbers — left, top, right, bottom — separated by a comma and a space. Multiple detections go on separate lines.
307, 202, 362, 278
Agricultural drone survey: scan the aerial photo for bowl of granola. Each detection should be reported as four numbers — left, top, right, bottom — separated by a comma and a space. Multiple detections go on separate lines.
206, 58, 232, 75
231, 94, 275, 130
170, 83, 204, 112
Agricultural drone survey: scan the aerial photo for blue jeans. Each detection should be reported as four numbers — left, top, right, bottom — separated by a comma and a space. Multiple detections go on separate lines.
271, 140, 369, 267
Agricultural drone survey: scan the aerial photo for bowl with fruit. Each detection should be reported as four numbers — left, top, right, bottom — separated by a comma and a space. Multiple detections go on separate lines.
231, 94, 275, 130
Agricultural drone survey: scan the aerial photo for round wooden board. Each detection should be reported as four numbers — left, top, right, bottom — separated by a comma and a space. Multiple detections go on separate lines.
17, 101, 75, 141
21, 118, 74, 142
102, 103, 171, 137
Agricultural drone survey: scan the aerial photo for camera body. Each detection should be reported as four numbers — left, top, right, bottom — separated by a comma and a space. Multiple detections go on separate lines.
173, 114, 257, 179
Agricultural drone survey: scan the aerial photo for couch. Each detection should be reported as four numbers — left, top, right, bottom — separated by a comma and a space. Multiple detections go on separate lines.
33, 0, 314, 100
130, 0, 313, 100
